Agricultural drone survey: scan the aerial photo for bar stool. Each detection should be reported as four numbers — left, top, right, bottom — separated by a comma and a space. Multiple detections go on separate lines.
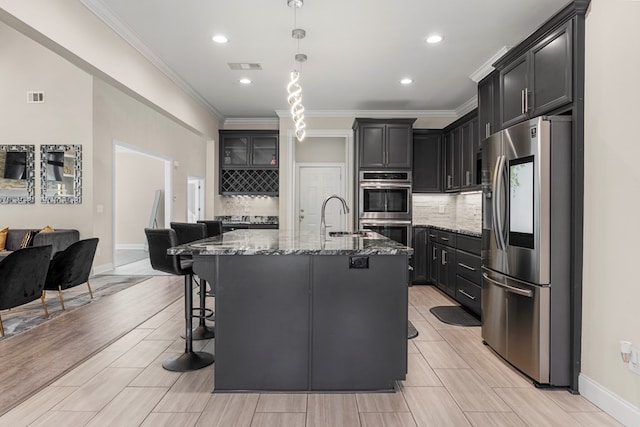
144, 228, 214, 371
170, 222, 215, 340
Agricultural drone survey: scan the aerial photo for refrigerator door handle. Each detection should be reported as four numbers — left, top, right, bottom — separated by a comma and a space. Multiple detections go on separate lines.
482, 272, 533, 298
493, 155, 507, 251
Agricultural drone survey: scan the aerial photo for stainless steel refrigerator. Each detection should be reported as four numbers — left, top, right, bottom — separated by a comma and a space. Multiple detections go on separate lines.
481, 116, 571, 386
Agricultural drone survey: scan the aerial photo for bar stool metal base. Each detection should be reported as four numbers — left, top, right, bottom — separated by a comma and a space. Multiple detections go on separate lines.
162, 351, 214, 372
192, 324, 215, 340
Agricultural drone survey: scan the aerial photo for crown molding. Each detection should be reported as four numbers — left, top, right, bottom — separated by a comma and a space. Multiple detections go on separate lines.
456, 96, 478, 117
79, 0, 224, 120
275, 109, 459, 119
469, 46, 511, 83
223, 118, 280, 127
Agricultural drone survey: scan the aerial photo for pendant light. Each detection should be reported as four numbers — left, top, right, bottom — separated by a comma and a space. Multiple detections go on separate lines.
287, 0, 307, 142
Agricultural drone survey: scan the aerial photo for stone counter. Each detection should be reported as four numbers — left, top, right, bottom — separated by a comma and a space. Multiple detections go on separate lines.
169, 229, 413, 256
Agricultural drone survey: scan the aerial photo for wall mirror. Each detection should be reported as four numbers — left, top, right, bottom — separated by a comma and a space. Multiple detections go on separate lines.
40, 144, 82, 204
0, 144, 35, 204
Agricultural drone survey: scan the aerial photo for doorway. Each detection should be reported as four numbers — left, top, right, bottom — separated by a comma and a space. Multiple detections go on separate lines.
297, 164, 345, 234
113, 142, 171, 268
187, 176, 204, 222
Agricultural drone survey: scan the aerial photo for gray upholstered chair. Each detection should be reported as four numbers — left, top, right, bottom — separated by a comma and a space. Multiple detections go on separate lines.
42, 238, 99, 311
144, 228, 214, 371
0, 245, 52, 337
170, 222, 214, 340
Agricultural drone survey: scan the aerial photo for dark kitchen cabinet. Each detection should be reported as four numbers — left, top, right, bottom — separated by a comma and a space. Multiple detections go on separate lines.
500, 21, 573, 129
478, 71, 500, 140
220, 130, 278, 167
437, 244, 457, 298
460, 118, 480, 190
427, 229, 438, 284
411, 226, 428, 284
219, 130, 279, 196
443, 129, 460, 192
412, 130, 442, 193
455, 234, 482, 316
354, 118, 416, 170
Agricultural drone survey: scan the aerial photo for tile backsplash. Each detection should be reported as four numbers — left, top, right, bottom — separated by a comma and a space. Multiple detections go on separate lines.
217, 196, 279, 216
412, 191, 482, 232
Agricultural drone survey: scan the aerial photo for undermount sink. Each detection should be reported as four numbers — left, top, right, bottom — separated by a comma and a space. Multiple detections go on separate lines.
328, 230, 375, 238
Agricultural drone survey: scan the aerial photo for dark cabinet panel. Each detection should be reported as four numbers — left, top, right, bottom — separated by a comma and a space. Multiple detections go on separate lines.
478, 71, 500, 141
443, 130, 461, 192
428, 239, 438, 284
360, 124, 386, 168
499, 21, 573, 129
437, 244, 457, 298
530, 22, 572, 116
412, 130, 442, 193
460, 119, 479, 190
500, 55, 529, 128
411, 227, 428, 284
219, 130, 279, 195
354, 119, 415, 170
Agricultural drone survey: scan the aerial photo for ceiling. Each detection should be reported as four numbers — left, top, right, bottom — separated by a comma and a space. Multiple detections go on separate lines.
80, 0, 569, 120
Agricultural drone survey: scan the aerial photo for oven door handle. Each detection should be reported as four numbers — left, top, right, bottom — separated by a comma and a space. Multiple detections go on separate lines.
359, 182, 412, 189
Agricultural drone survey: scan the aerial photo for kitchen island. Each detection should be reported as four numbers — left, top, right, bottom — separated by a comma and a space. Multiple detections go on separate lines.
170, 229, 412, 392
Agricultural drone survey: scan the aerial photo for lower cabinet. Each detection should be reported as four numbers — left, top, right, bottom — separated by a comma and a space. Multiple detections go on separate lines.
426, 228, 482, 316
411, 226, 428, 284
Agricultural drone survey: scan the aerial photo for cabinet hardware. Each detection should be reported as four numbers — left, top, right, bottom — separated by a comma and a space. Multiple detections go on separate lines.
442, 250, 447, 265
524, 87, 529, 112
485, 123, 491, 138
459, 263, 476, 272
440, 237, 449, 241
429, 234, 436, 238
459, 290, 476, 300
466, 171, 471, 186
432, 247, 436, 260
447, 175, 452, 188
521, 89, 526, 115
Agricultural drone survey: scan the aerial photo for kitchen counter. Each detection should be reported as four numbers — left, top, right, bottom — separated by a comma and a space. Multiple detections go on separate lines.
178, 229, 410, 392
169, 229, 413, 256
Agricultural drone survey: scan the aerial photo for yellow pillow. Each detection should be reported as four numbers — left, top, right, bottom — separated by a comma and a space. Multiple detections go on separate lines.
0, 227, 7, 251
40, 225, 55, 233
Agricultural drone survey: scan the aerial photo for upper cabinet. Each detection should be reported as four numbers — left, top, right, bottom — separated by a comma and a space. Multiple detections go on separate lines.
499, 21, 573, 129
443, 128, 460, 192
478, 71, 500, 141
220, 131, 278, 168
412, 130, 442, 193
219, 130, 279, 196
354, 118, 415, 170
442, 110, 479, 192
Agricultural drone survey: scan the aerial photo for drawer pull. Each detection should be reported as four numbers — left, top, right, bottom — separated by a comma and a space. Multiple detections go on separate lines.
440, 237, 449, 241
429, 234, 436, 238
458, 263, 476, 272
459, 289, 476, 300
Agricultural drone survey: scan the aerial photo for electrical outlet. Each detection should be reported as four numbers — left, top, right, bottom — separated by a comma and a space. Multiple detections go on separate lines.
629, 346, 640, 376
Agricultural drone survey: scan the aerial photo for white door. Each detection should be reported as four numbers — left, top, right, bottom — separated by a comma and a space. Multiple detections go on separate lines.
187, 177, 204, 222
298, 165, 345, 234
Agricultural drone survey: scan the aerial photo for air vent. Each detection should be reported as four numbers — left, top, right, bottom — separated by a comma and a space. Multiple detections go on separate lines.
227, 63, 262, 71
27, 91, 45, 103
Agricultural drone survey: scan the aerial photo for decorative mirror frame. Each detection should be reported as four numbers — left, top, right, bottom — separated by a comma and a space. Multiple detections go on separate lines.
40, 144, 82, 204
0, 144, 35, 204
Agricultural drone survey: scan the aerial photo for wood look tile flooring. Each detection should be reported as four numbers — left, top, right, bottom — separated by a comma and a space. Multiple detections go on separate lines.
0, 283, 621, 427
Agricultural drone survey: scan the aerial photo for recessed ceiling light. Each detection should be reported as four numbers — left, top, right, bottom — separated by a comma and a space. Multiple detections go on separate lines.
426, 35, 443, 44
400, 78, 413, 85
212, 34, 228, 44
239, 78, 252, 85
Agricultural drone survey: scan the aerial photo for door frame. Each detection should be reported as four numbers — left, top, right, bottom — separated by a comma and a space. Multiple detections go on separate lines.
295, 163, 346, 234
286, 129, 354, 232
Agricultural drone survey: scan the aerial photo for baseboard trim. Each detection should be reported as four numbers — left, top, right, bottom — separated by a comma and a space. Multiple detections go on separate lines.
93, 263, 114, 275
579, 373, 640, 427
115, 244, 145, 250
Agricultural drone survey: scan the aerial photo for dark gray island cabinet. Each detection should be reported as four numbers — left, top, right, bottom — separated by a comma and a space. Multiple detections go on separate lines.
180, 229, 412, 392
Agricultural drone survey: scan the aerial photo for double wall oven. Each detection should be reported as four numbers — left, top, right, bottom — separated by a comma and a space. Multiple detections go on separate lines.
358, 171, 412, 246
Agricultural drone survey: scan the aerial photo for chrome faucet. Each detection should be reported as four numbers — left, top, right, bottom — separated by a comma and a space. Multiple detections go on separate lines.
320, 195, 350, 239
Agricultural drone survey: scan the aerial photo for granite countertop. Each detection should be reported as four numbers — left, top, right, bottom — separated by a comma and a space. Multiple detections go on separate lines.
169, 229, 413, 256
215, 215, 278, 225
414, 224, 482, 238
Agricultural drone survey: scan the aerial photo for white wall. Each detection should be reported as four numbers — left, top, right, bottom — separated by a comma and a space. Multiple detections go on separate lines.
0, 21, 94, 239
114, 150, 165, 246
581, 0, 640, 415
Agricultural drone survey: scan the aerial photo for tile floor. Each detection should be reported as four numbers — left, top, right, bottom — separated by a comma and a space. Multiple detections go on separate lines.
0, 283, 621, 427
